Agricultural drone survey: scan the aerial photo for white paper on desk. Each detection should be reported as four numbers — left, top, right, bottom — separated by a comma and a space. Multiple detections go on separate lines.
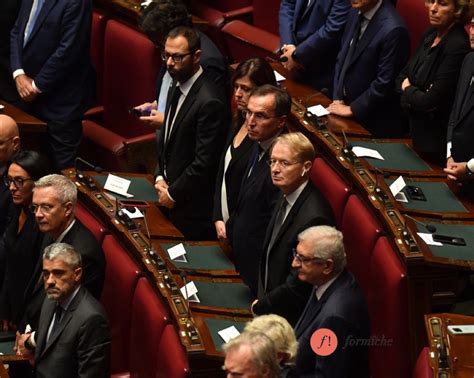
417, 233, 443, 246
104, 174, 133, 198
308, 104, 330, 117
352, 146, 384, 160
180, 281, 200, 302
389, 176, 407, 197
218, 326, 241, 343
0, 104, 4, 110
274, 70, 286, 82
167, 243, 188, 262
122, 207, 144, 219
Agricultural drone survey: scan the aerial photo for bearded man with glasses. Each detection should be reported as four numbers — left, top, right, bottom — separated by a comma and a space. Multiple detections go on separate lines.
251, 132, 334, 326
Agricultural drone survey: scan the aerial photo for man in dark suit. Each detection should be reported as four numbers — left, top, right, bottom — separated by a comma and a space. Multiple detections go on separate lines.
328, 0, 409, 137
10, 0, 95, 170
252, 133, 334, 326
445, 17, 474, 191
154, 26, 228, 240
291, 226, 370, 377
0, 0, 21, 103
18, 174, 105, 342
18, 243, 110, 377
135, 0, 228, 129
227, 85, 291, 293
279, 0, 351, 93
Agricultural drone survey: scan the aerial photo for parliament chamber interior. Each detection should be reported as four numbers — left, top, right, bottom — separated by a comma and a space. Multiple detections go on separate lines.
1, 0, 474, 377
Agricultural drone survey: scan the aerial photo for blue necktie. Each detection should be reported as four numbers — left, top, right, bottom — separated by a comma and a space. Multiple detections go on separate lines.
24, 0, 44, 46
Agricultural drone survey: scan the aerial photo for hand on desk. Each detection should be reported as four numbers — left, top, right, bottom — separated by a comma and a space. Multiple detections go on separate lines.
214, 220, 227, 240
444, 157, 471, 181
327, 101, 353, 118
15, 74, 38, 102
155, 179, 175, 209
280, 45, 303, 72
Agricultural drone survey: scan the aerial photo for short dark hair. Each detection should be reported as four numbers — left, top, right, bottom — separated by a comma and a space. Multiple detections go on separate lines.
250, 84, 291, 117
166, 26, 201, 53
233, 58, 277, 88
140, 0, 192, 45
11, 150, 52, 181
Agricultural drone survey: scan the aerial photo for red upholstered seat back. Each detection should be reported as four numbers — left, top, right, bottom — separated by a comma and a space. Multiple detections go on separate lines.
412, 347, 433, 378
341, 195, 383, 295
310, 157, 351, 228
156, 324, 190, 378
101, 235, 141, 374
369, 237, 410, 378
252, 0, 280, 35
90, 11, 106, 103
396, 0, 430, 54
75, 202, 107, 243
199, 0, 251, 12
129, 278, 172, 377
102, 20, 160, 138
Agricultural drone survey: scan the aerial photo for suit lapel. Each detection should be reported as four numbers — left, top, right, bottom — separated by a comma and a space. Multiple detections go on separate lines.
350, 7, 384, 65
458, 76, 474, 123
24, 0, 58, 48
35, 300, 55, 360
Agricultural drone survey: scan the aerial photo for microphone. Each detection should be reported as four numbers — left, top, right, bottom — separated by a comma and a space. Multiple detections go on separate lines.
141, 208, 166, 270
115, 197, 137, 231
179, 271, 192, 318
373, 168, 391, 204
341, 130, 356, 164
74, 157, 103, 192
404, 214, 437, 233
437, 338, 448, 369
178, 271, 201, 343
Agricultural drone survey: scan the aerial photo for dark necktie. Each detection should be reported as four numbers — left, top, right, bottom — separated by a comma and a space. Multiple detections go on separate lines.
247, 144, 263, 177
264, 198, 288, 290
24, 0, 44, 46
165, 85, 182, 143
48, 305, 63, 342
337, 14, 365, 99
460, 76, 474, 114
296, 290, 319, 334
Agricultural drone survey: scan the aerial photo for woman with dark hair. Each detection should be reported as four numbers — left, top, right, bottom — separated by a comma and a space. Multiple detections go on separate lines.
213, 58, 277, 240
397, 0, 472, 165
0, 150, 52, 329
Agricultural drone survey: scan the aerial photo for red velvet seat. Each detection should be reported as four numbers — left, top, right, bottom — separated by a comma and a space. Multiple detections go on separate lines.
412, 347, 433, 378
156, 324, 190, 378
340, 195, 383, 295
101, 235, 141, 374
75, 202, 108, 243
90, 11, 106, 104
368, 237, 410, 378
396, 0, 430, 54
221, 0, 280, 62
310, 157, 351, 228
189, 1, 253, 28
81, 20, 159, 173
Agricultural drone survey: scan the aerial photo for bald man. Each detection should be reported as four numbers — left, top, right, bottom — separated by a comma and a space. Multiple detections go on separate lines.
0, 115, 20, 290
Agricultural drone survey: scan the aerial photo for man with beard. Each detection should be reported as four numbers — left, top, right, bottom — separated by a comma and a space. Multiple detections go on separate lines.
154, 26, 228, 239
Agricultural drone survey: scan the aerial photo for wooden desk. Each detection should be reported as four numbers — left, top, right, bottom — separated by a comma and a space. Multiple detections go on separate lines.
424, 313, 474, 377
0, 100, 46, 133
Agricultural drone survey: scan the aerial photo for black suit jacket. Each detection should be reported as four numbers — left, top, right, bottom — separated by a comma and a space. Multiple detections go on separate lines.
293, 270, 370, 377
254, 182, 334, 326
447, 52, 474, 163
398, 24, 470, 161
156, 74, 228, 240
333, 0, 409, 137
35, 286, 110, 378
227, 144, 281, 292
20, 220, 106, 332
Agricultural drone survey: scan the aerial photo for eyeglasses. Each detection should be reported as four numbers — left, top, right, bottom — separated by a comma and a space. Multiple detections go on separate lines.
242, 109, 279, 122
0, 136, 14, 146
161, 51, 194, 63
267, 159, 301, 169
31, 202, 68, 214
4, 176, 33, 189
292, 248, 323, 265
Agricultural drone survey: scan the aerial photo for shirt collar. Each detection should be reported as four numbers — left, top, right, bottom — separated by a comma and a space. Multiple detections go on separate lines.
55, 218, 76, 243
361, 0, 383, 21
178, 66, 203, 96
259, 130, 283, 153
315, 271, 342, 300
285, 180, 308, 208
59, 285, 80, 310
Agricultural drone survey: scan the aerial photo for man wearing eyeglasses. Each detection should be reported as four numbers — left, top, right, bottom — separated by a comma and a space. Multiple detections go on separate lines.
290, 225, 369, 377
154, 26, 228, 240
227, 85, 290, 294
251, 132, 334, 326
15, 174, 105, 360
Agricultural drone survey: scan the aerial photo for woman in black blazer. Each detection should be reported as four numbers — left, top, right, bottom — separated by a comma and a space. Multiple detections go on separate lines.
397, 0, 471, 166
213, 58, 277, 240
0, 150, 51, 329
